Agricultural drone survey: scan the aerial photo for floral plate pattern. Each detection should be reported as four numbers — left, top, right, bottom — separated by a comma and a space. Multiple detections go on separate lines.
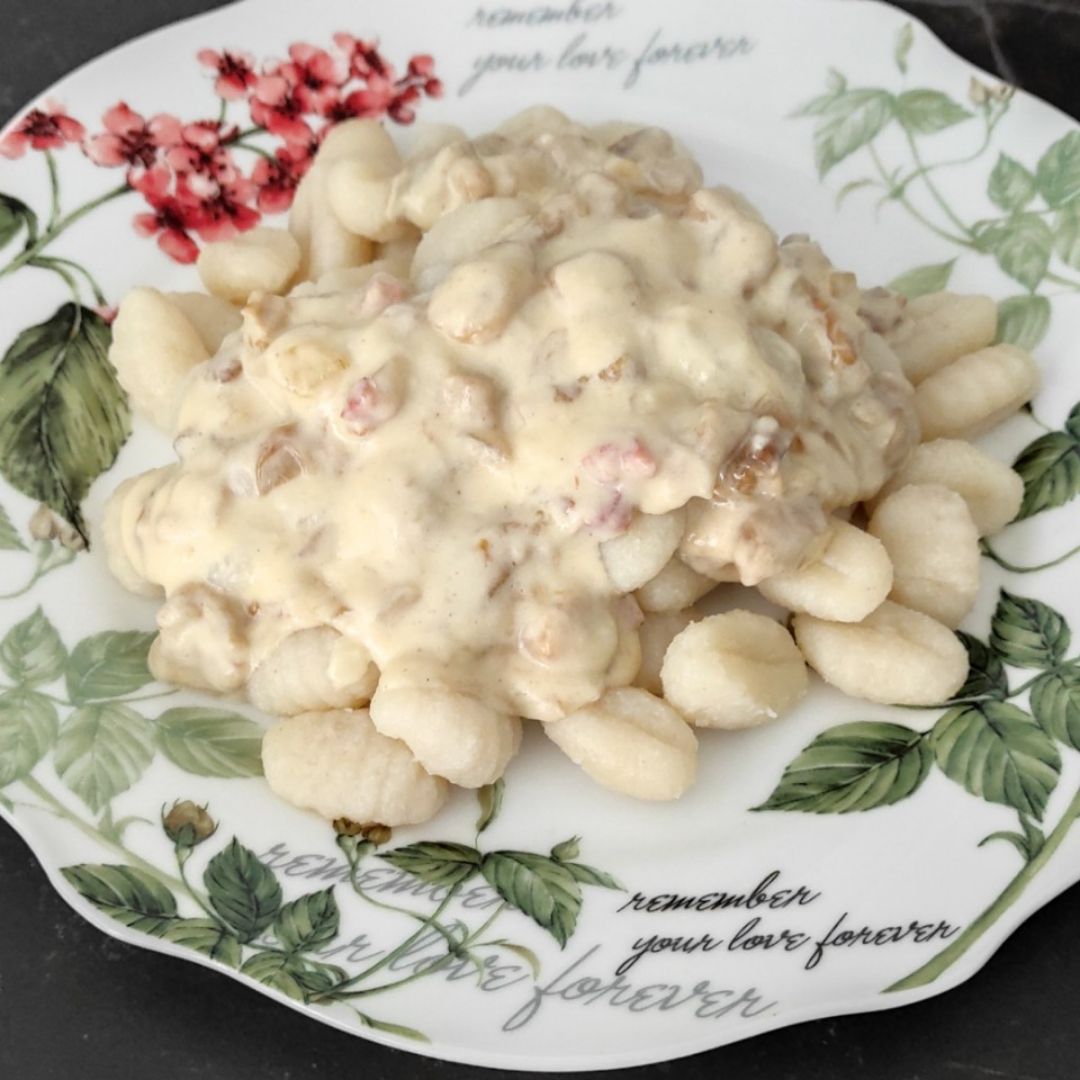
2, 0, 1080, 1070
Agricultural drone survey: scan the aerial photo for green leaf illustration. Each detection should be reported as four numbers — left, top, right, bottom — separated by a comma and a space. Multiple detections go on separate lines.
488, 939, 541, 978
1030, 668, 1080, 750
1013, 430, 1080, 520
792, 70, 847, 117
289, 957, 348, 997
1054, 202, 1080, 268
895, 89, 971, 134
204, 838, 283, 942
932, 702, 1061, 820
0, 689, 58, 786
0, 303, 129, 544
753, 721, 932, 813
475, 777, 504, 835
888, 258, 955, 298
562, 862, 624, 890
354, 1011, 430, 1043
811, 89, 895, 176
273, 888, 339, 952
162, 918, 242, 968
995, 295, 1051, 350
974, 214, 1053, 291
952, 631, 1009, 701
1035, 130, 1080, 207
835, 177, 878, 208
990, 590, 1070, 669
154, 707, 264, 778
480, 851, 582, 947
54, 702, 155, 812
0, 501, 26, 551
0, 195, 35, 252
1066, 401, 1080, 442
62, 863, 177, 935
987, 153, 1036, 212
550, 836, 580, 862
894, 22, 914, 74
0, 607, 66, 686
239, 951, 306, 1001
64, 630, 156, 704
380, 842, 481, 888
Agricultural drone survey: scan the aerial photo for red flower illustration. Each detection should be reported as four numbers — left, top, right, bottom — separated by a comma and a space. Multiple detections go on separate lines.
164, 120, 241, 184
0, 100, 85, 159
84, 102, 182, 171
249, 72, 313, 146
197, 49, 257, 100
194, 173, 260, 242
131, 166, 206, 264
251, 144, 312, 213
279, 43, 348, 116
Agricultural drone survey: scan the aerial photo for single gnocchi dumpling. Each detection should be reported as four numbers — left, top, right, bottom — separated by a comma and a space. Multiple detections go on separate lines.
868, 483, 980, 628
886, 291, 998, 384
660, 610, 808, 729
915, 344, 1039, 440
634, 609, 696, 695
544, 687, 697, 800
601, 509, 685, 593
793, 601, 967, 705
262, 708, 448, 826
635, 556, 716, 613
197, 227, 302, 304
758, 518, 893, 622
109, 287, 210, 431
867, 438, 1023, 536
369, 684, 522, 788
247, 627, 379, 716
166, 292, 242, 353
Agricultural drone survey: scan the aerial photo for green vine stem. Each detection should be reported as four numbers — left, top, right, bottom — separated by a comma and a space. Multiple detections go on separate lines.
981, 537, 1080, 574
44, 151, 61, 232
18, 774, 186, 895
328, 901, 509, 1002
175, 846, 220, 920
0, 182, 130, 281
887, 782, 1080, 992
0, 543, 75, 600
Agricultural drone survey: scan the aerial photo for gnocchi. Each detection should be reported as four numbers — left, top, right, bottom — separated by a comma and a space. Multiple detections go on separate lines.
886, 291, 998, 384
867, 438, 1023, 536
915, 344, 1039, 440
661, 611, 808, 729
262, 709, 448, 826
794, 601, 967, 705
758, 518, 893, 622
868, 484, 981, 628
197, 227, 302, 304
545, 688, 697, 800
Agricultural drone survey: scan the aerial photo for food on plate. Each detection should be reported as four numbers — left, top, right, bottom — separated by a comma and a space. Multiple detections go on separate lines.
103, 108, 1036, 826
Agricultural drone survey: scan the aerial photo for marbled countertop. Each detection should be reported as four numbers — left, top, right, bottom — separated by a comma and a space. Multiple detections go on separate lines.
1, 2, 1077, 1078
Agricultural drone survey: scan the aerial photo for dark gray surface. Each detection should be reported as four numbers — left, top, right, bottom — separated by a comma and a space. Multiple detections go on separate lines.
2, 1, 1079, 1077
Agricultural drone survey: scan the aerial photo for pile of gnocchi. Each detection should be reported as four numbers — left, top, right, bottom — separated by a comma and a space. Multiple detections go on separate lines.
103, 108, 1037, 828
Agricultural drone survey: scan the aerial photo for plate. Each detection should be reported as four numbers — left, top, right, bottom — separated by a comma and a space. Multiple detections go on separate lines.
2, 0, 1079, 1070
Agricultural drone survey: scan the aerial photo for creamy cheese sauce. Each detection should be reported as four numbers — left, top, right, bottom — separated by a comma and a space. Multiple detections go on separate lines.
107, 109, 917, 721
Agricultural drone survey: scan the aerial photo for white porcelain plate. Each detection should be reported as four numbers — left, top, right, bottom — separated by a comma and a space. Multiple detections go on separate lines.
2, 0, 1079, 1070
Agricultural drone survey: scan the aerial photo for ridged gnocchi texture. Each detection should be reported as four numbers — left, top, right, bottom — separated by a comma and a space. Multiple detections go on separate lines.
886, 291, 998, 384
369, 685, 522, 787
915, 344, 1039, 440
109, 287, 209, 431
867, 438, 1023, 536
262, 709, 448, 826
758, 519, 893, 622
544, 688, 697, 800
868, 484, 981, 628
247, 627, 379, 716
794, 601, 967, 705
661, 611, 808, 729
197, 227, 302, 304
